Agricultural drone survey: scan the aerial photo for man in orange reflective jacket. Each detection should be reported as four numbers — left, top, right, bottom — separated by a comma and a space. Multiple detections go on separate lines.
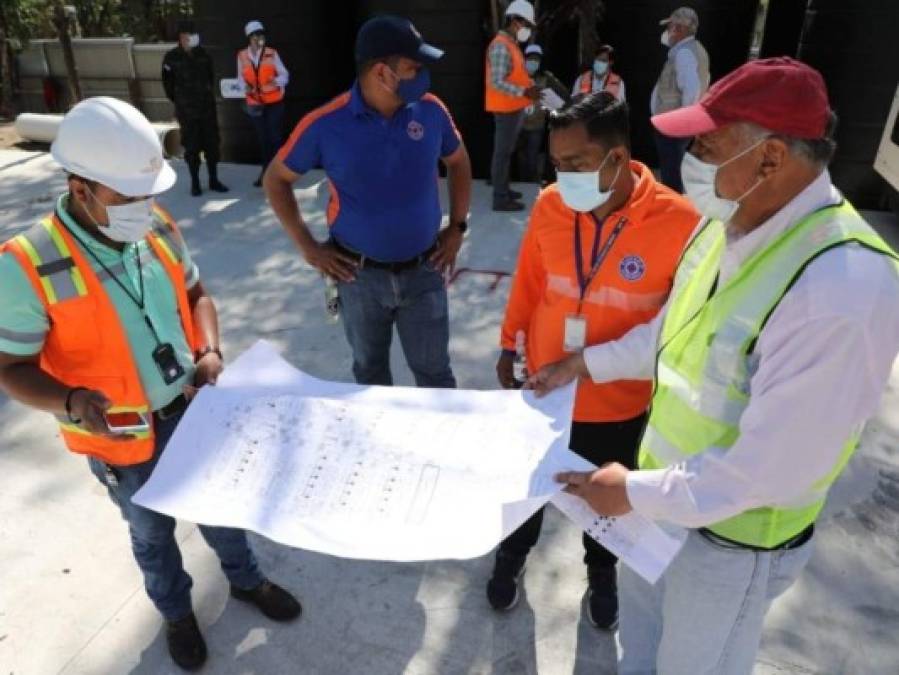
486, 92, 699, 630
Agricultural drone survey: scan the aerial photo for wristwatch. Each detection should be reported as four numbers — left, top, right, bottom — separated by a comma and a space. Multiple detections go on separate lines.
453, 220, 468, 234
195, 346, 223, 362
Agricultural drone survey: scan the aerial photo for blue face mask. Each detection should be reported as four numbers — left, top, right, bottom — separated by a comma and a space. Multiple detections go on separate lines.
526, 59, 540, 75
391, 67, 431, 105
593, 59, 609, 76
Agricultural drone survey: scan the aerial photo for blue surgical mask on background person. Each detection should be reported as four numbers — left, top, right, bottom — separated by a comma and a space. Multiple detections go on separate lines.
187, 33, 200, 48
557, 151, 620, 213
593, 60, 609, 76
526, 59, 540, 75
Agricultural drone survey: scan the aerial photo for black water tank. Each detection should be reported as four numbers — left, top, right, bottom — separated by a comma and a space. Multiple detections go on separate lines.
798, 0, 899, 209
194, 0, 356, 163
354, 0, 491, 175
597, 0, 759, 167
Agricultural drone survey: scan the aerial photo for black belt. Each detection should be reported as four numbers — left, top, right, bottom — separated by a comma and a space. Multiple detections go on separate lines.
698, 524, 814, 552
154, 393, 188, 421
331, 239, 437, 272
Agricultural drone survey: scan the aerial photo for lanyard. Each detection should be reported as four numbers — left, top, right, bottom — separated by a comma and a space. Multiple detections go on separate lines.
62, 219, 163, 346
573, 213, 627, 313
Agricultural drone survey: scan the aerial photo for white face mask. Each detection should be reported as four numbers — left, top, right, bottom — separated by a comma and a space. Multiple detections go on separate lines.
187, 33, 200, 48
593, 60, 609, 76
681, 139, 766, 223
516, 26, 531, 42
86, 186, 155, 243
661, 30, 672, 47
557, 152, 620, 213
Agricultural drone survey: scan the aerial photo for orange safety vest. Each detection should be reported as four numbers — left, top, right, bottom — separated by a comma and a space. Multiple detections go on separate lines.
578, 70, 622, 99
485, 33, 533, 113
0, 205, 198, 466
501, 161, 700, 423
238, 46, 285, 106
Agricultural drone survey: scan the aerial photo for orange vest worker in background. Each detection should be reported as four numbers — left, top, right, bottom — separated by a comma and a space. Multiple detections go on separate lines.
238, 20, 290, 187
485, 92, 699, 631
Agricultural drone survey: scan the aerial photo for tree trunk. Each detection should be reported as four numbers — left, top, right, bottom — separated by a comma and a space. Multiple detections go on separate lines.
52, 1, 82, 105
577, 1, 598, 69
0, 7, 14, 118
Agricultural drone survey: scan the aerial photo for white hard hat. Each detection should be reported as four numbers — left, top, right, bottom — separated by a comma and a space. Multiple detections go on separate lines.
244, 20, 264, 37
525, 44, 543, 57
505, 0, 536, 26
51, 97, 175, 197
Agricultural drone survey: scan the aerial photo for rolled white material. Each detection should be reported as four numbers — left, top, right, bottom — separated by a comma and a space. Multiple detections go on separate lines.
14, 112, 182, 158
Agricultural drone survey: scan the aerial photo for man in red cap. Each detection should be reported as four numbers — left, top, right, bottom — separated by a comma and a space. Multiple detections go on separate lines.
528, 57, 899, 673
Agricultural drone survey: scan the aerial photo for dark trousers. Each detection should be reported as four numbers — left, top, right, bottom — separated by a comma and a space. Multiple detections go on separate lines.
499, 413, 647, 569
87, 410, 263, 621
491, 110, 525, 202
654, 131, 691, 193
247, 100, 285, 171
517, 127, 544, 183
179, 110, 220, 168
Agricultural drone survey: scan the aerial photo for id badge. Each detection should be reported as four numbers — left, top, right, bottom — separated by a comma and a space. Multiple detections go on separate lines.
152, 342, 186, 385
563, 314, 587, 353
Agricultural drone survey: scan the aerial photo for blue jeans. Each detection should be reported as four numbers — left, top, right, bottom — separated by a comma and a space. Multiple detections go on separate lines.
337, 262, 456, 388
618, 529, 814, 674
88, 411, 264, 622
247, 100, 285, 171
654, 131, 690, 193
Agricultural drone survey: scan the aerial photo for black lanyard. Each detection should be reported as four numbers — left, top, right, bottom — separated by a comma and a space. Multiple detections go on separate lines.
62, 218, 163, 346
574, 213, 627, 312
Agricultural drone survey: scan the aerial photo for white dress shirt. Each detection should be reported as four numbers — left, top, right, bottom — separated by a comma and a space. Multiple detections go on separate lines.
237, 46, 290, 94
582, 170, 899, 528
650, 36, 702, 115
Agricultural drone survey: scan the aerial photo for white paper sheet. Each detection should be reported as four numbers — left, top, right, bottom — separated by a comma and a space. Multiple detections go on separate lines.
540, 88, 565, 111
219, 78, 244, 99
551, 491, 686, 584
134, 341, 580, 561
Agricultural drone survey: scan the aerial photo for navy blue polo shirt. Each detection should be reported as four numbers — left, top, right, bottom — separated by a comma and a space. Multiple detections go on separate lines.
278, 82, 462, 261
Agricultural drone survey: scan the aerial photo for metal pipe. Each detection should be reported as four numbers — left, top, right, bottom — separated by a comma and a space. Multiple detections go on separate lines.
14, 112, 181, 158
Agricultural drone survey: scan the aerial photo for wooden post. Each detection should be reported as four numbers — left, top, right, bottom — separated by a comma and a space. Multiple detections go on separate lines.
0, 23, 13, 117
51, 1, 82, 105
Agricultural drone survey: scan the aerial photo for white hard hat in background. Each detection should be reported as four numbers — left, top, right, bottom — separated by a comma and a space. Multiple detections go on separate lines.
244, 20, 264, 37
505, 0, 536, 26
525, 44, 543, 57
51, 97, 176, 197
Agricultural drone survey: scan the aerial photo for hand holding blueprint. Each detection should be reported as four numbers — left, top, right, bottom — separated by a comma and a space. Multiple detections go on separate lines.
134, 341, 684, 581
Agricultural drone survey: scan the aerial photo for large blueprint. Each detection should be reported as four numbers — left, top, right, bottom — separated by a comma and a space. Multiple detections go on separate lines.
134, 341, 684, 581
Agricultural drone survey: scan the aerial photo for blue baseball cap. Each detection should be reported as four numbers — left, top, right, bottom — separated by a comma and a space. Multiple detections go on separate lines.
355, 15, 444, 65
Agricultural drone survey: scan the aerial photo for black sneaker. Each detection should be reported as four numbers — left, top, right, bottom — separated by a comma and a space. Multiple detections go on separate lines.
166, 613, 207, 671
486, 550, 526, 611
231, 579, 302, 622
509, 189, 523, 199
492, 199, 526, 212
190, 182, 202, 197
586, 566, 619, 630
209, 180, 230, 193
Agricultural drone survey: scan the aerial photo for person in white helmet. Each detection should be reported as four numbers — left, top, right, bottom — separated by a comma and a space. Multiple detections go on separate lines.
237, 20, 290, 186
485, 0, 540, 211
0, 97, 301, 671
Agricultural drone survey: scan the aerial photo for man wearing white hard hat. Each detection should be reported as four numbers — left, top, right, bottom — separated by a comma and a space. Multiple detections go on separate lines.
485, 0, 540, 211
237, 20, 290, 186
518, 44, 568, 182
0, 97, 301, 671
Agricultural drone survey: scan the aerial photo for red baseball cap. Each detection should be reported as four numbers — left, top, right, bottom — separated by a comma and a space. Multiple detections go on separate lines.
652, 57, 831, 139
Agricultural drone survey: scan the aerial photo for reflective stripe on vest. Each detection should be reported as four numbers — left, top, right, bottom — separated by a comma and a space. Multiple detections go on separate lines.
640, 201, 899, 547
13, 218, 89, 304
485, 34, 532, 113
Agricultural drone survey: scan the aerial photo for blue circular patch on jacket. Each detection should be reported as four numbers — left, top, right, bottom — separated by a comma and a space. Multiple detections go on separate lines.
619, 255, 645, 281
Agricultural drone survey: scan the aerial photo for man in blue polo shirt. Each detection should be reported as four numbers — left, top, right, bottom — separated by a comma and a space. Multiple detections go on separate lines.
265, 15, 472, 388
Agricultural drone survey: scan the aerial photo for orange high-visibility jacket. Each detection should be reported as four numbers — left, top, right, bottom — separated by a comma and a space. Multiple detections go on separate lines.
501, 161, 700, 422
0, 206, 198, 466
485, 33, 533, 113
239, 47, 285, 106
578, 70, 622, 99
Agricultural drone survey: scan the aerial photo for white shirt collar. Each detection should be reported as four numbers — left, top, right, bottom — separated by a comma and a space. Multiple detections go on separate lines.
719, 170, 841, 283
